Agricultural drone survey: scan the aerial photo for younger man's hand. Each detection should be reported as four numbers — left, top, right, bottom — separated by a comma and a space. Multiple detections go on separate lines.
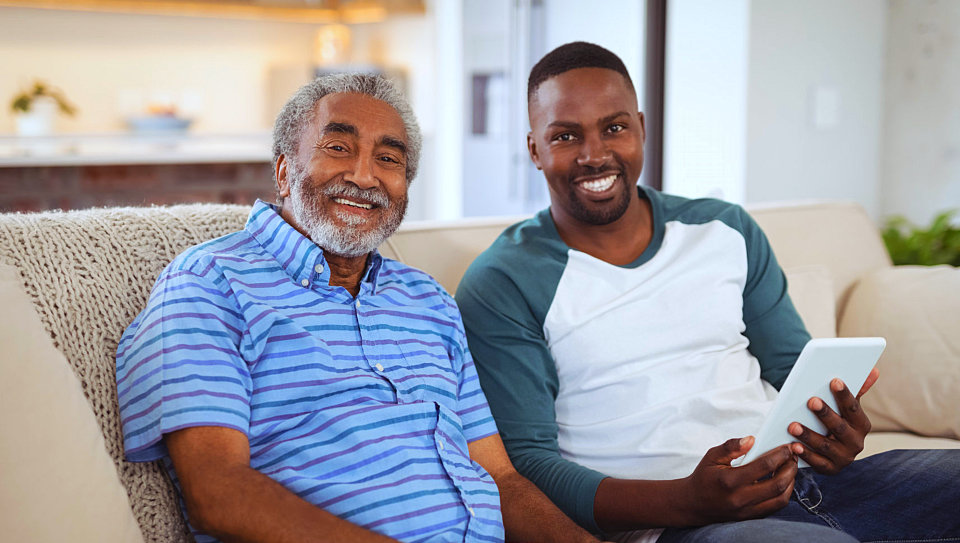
682, 437, 798, 525
788, 368, 879, 475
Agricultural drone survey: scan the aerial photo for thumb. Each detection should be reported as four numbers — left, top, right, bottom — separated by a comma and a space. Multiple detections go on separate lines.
707, 436, 753, 464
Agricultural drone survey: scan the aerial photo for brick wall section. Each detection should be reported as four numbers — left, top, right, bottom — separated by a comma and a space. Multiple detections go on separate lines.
0, 162, 276, 212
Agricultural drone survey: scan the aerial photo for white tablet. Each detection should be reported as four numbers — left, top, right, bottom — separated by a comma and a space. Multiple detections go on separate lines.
733, 337, 886, 468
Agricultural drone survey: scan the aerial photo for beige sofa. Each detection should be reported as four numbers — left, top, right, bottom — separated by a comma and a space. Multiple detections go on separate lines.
1, 200, 958, 543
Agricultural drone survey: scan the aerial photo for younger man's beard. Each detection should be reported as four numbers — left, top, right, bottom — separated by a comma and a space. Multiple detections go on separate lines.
286, 163, 408, 258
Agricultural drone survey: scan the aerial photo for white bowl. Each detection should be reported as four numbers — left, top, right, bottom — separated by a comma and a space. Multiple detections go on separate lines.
126, 116, 193, 133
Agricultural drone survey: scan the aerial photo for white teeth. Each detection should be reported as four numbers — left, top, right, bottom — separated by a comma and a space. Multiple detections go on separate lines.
580, 174, 617, 193
334, 198, 373, 209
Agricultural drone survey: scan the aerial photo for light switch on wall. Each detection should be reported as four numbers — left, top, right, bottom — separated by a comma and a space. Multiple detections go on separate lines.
812, 86, 840, 130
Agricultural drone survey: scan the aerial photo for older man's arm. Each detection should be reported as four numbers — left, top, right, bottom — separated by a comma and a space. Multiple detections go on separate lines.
165, 426, 397, 543
469, 433, 603, 543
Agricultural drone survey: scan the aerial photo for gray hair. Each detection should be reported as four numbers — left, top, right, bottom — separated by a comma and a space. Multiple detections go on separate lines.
271, 72, 422, 186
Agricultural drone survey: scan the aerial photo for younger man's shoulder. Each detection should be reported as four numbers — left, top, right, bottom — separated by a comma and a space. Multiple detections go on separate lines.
469, 210, 565, 274
653, 189, 752, 227
457, 210, 571, 308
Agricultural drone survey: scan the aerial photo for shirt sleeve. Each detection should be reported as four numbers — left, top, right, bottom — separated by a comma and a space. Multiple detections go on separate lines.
435, 288, 499, 444
115, 262, 253, 462
739, 208, 811, 389
456, 263, 606, 532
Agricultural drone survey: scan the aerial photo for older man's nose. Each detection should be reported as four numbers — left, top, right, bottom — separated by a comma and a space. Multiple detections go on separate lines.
345, 154, 379, 190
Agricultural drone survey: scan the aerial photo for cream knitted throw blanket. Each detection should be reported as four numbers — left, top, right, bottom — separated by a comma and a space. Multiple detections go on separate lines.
0, 204, 250, 543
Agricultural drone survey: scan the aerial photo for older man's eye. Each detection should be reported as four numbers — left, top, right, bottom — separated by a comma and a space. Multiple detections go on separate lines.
608, 124, 625, 133
379, 155, 402, 164
555, 133, 575, 142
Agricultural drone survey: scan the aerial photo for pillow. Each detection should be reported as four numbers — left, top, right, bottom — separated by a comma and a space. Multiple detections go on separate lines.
784, 265, 837, 339
838, 265, 960, 439
0, 263, 144, 543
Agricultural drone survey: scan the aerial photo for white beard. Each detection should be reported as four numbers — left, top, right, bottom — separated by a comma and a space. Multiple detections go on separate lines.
286, 164, 407, 258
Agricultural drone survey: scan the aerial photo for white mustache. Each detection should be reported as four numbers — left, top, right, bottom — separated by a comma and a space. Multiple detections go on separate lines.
322, 182, 390, 209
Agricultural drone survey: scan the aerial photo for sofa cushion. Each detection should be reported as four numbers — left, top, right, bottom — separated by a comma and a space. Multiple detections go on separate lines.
839, 265, 960, 439
0, 204, 250, 542
749, 201, 892, 314
0, 263, 144, 543
784, 265, 836, 339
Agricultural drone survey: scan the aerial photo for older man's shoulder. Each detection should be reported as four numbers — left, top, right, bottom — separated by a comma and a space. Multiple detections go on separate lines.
164, 229, 264, 277
377, 256, 453, 299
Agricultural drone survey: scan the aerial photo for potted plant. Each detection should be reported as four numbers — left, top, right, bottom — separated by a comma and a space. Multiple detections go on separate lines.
10, 81, 77, 137
882, 210, 960, 266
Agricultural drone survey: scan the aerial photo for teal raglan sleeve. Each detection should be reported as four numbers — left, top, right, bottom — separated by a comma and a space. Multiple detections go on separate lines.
456, 258, 607, 532
738, 208, 811, 389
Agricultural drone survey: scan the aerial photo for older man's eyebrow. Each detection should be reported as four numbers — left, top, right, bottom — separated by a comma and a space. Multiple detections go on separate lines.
379, 135, 407, 155
321, 122, 358, 136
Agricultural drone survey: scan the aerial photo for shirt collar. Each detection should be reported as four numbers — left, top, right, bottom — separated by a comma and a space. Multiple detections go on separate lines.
244, 199, 385, 291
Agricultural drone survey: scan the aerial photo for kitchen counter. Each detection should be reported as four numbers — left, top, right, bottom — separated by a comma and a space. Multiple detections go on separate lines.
0, 133, 276, 212
0, 132, 273, 168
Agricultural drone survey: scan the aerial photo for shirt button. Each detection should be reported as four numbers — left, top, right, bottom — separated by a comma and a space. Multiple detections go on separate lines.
468, 507, 475, 517
314, 264, 324, 274
355, 299, 361, 308
300, 278, 309, 287
438, 441, 445, 450
375, 363, 384, 372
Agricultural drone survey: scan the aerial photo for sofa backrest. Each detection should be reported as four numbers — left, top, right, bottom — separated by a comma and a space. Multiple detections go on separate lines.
0, 198, 891, 542
747, 201, 891, 317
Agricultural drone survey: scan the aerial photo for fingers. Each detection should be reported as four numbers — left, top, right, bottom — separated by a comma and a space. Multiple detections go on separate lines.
828, 379, 873, 435
791, 439, 840, 474
734, 444, 795, 483
729, 451, 797, 519
856, 367, 880, 399
708, 437, 754, 465
789, 389, 868, 474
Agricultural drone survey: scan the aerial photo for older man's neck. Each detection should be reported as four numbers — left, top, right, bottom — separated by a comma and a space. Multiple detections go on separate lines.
324, 252, 369, 297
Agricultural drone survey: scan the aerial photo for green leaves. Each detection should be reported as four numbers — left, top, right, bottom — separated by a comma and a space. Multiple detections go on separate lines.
9, 81, 77, 116
882, 210, 960, 266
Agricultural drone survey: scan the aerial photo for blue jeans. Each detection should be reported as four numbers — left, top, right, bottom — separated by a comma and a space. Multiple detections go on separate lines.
657, 449, 960, 543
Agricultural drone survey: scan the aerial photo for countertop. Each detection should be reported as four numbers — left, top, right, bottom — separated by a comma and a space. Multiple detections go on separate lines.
0, 132, 273, 167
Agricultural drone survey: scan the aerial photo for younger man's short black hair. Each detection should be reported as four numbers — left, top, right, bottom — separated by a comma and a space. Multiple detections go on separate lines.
527, 41, 634, 103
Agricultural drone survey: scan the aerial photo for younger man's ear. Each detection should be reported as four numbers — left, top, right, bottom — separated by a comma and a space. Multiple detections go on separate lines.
276, 155, 291, 198
527, 132, 542, 170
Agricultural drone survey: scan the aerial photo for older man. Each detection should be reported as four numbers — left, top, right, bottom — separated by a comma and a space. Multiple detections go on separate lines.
116, 74, 600, 543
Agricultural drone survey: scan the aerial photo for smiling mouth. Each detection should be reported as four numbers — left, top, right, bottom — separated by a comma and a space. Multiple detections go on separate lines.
333, 197, 375, 210
577, 173, 618, 193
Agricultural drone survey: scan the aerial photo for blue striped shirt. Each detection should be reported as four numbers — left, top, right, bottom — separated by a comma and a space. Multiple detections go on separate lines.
116, 200, 503, 542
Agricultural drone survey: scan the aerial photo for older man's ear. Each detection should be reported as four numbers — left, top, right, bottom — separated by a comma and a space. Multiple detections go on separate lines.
275, 155, 290, 204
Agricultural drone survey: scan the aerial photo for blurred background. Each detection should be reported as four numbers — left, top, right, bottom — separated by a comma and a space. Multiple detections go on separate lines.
0, 0, 957, 235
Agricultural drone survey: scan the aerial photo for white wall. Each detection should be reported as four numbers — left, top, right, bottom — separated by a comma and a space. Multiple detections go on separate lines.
745, 0, 886, 218
882, 0, 960, 225
664, 0, 887, 221
542, 0, 645, 104
663, 0, 750, 203
0, 7, 318, 134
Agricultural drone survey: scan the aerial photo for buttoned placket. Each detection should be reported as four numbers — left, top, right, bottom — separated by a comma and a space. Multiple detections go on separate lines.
353, 284, 404, 405
433, 411, 482, 533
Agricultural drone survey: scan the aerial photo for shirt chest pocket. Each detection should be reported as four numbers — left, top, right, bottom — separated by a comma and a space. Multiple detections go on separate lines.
386, 339, 460, 410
